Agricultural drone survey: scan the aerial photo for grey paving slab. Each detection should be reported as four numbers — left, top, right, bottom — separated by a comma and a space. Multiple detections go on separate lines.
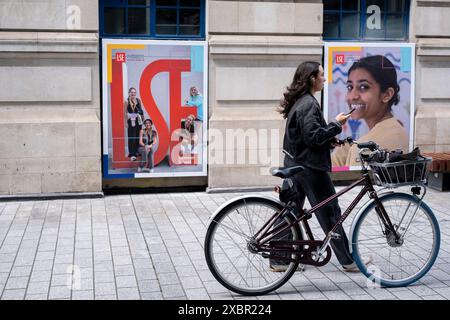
26, 281, 50, 295
351, 294, 374, 300
161, 284, 186, 299
71, 290, 94, 300
433, 287, 450, 299
117, 287, 140, 300
79, 278, 94, 291
113, 255, 133, 266
30, 270, 52, 283
9, 266, 32, 278
94, 281, 116, 295
180, 276, 205, 290
1, 289, 26, 300
135, 268, 157, 281
114, 265, 136, 277
5, 276, 29, 290
25, 293, 48, 300
115, 275, 138, 288
52, 263, 73, 275
94, 271, 115, 284
51, 274, 70, 287
138, 280, 160, 293
0, 272, 9, 285
48, 286, 71, 300
158, 272, 180, 286
95, 294, 118, 300
93, 261, 114, 273
141, 292, 163, 300
408, 284, 439, 297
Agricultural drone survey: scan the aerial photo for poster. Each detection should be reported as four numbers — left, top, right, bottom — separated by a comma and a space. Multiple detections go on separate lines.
324, 43, 415, 171
102, 39, 207, 178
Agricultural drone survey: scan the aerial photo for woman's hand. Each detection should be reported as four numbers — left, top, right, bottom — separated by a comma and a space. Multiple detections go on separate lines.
330, 137, 340, 148
335, 112, 351, 125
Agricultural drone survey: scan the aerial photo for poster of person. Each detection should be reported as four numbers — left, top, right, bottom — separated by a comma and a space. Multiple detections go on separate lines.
102, 39, 207, 178
324, 43, 415, 171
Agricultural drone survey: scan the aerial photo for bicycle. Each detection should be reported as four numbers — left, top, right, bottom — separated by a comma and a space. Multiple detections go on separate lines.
204, 139, 441, 295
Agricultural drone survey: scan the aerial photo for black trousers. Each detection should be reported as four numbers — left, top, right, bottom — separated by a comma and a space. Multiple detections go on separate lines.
127, 125, 140, 157
290, 165, 354, 266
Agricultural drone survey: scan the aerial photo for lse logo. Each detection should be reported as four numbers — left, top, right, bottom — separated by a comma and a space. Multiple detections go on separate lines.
336, 54, 345, 64
116, 52, 126, 62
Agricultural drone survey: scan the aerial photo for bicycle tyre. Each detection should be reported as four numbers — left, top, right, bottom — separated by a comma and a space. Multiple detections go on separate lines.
352, 192, 440, 287
204, 196, 301, 295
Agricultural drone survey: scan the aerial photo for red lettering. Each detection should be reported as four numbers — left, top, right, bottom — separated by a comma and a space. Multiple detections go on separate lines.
110, 58, 128, 169
110, 58, 198, 170
139, 59, 197, 166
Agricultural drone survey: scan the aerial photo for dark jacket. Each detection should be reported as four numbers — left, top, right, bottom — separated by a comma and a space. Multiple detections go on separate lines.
282, 93, 342, 172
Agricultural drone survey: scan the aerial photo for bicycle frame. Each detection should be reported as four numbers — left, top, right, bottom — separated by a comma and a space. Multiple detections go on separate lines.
253, 170, 400, 263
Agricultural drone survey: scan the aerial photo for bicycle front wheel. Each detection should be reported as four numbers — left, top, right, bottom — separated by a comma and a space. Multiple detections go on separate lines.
204, 197, 301, 296
352, 192, 440, 287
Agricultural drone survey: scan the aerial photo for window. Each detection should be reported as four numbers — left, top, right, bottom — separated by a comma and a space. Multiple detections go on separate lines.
100, 0, 204, 38
323, 0, 410, 41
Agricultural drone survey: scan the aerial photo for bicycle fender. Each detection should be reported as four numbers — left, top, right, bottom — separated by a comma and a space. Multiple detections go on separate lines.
206, 195, 284, 229
347, 190, 395, 254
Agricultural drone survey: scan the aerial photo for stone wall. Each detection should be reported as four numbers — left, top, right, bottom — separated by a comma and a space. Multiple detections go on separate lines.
0, 0, 101, 195
414, 0, 450, 153
207, 0, 323, 189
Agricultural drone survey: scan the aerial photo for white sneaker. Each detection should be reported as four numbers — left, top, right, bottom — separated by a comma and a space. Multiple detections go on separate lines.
131, 156, 137, 161
342, 255, 373, 273
137, 167, 143, 172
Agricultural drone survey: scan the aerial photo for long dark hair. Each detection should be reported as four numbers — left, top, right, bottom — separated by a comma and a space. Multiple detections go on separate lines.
348, 55, 400, 109
278, 61, 321, 119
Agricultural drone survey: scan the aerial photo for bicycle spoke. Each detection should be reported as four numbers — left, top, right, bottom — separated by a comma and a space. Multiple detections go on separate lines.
215, 221, 251, 240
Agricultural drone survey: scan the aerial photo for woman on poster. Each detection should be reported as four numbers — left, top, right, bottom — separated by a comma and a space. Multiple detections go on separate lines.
185, 86, 203, 121
138, 119, 158, 173
124, 87, 144, 161
332, 55, 409, 167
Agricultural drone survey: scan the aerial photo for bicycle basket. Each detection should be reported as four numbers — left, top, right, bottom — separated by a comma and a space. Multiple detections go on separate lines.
369, 156, 432, 188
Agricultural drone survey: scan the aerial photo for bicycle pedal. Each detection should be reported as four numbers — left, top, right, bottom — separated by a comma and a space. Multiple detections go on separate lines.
329, 232, 341, 240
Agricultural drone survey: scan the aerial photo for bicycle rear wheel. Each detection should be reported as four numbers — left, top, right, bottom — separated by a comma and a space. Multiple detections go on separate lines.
352, 192, 440, 287
204, 197, 301, 295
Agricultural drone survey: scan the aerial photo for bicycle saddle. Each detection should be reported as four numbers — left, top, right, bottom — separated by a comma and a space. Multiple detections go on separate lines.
270, 165, 305, 179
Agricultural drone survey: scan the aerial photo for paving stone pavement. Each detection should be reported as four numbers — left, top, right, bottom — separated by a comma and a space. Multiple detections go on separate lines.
0, 186, 449, 300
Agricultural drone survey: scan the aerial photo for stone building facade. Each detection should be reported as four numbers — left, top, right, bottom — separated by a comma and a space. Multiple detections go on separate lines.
0, 0, 449, 195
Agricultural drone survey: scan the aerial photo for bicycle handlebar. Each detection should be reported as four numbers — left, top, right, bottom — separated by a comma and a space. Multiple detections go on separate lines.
336, 137, 386, 165
356, 141, 378, 151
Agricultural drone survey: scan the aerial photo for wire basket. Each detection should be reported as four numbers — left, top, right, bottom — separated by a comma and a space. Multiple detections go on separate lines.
369, 156, 432, 188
